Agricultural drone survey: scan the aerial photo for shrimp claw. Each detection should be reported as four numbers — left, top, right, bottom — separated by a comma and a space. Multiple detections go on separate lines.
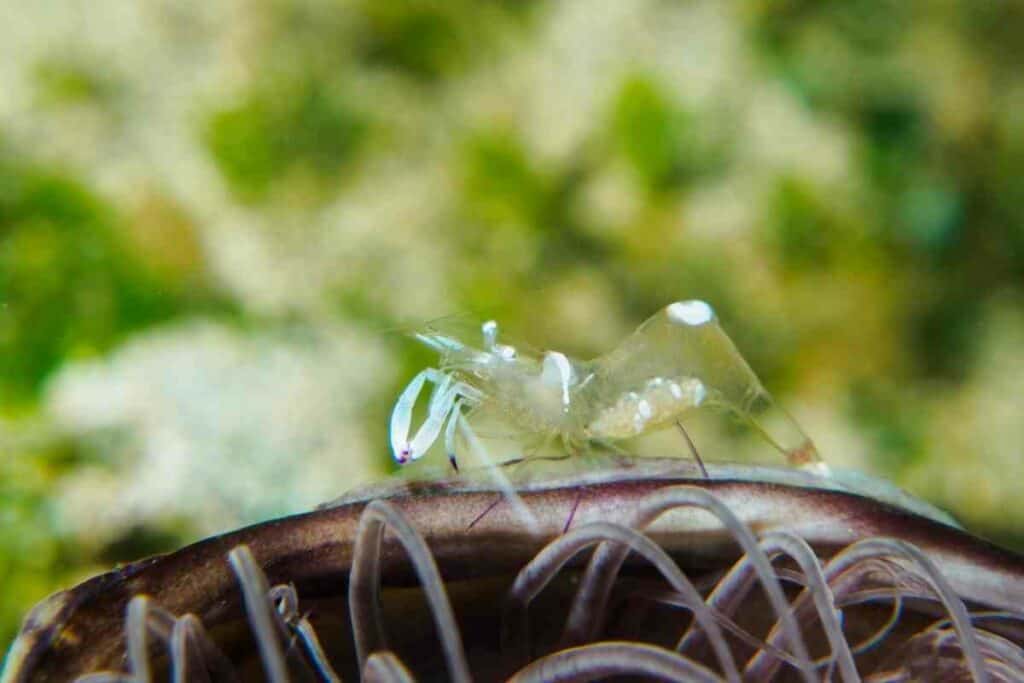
389, 368, 481, 468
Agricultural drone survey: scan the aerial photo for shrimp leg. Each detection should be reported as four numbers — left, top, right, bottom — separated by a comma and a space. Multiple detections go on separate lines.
457, 416, 541, 534
444, 398, 464, 472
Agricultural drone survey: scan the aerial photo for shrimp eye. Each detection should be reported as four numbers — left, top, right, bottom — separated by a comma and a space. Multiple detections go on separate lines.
397, 445, 412, 464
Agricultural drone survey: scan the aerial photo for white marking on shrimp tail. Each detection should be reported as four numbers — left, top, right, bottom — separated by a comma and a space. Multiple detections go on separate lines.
667, 300, 715, 326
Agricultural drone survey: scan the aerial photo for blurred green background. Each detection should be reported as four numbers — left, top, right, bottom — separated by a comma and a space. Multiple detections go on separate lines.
3, 0, 1024, 657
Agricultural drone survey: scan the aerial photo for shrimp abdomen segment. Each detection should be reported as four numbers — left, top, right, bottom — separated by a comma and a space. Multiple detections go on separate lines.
585, 376, 706, 439
590, 300, 823, 468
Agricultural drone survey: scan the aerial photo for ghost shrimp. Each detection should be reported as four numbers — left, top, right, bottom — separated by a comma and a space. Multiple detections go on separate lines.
389, 300, 825, 474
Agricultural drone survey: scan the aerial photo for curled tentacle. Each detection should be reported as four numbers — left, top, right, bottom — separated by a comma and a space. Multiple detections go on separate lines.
617, 586, 803, 668
505, 641, 723, 683
682, 530, 859, 682
748, 537, 990, 683
562, 485, 817, 682
871, 622, 1024, 682
228, 546, 290, 683
269, 584, 342, 683
73, 595, 235, 683
362, 652, 416, 683
349, 499, 471, 683
502, 521, 741, 682
170, 614, 213, 683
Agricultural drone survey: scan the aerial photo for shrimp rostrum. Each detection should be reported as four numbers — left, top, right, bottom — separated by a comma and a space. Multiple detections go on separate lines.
390, 300, 825, 474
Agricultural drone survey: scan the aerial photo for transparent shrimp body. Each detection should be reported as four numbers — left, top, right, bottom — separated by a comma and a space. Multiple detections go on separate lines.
414, 323, 587, 438
390, 300, 825, 474
579, 301, 822, 469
